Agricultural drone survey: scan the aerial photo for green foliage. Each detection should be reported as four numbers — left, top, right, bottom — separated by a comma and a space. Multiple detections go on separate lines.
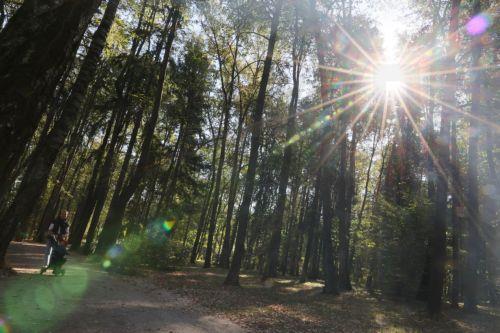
373, 196, 431, 298
106, 230, 190, 275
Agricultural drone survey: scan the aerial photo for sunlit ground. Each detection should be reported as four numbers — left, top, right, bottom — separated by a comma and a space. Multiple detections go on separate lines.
153, 265, 500, 333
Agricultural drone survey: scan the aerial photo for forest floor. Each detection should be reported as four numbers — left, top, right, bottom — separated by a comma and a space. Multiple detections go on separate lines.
0, 242, 245, 333
1, 243, 499, 333
151, 266, 500, 333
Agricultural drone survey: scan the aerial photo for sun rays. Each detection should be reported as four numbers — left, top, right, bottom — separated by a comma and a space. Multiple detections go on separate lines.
281, 13, 498, 185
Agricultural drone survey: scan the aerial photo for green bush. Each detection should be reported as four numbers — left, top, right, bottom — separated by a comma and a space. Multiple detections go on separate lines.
105, 227, 189, 275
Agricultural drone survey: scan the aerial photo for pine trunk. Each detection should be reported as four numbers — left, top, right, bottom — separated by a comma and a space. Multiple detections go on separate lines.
224, 0, 282, 286
95, 10, 180, 254
464, 0, 483, 313
0, 0, 101, 211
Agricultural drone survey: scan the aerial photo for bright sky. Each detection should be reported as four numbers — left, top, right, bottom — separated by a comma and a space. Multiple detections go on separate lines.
373, 0, 415, 62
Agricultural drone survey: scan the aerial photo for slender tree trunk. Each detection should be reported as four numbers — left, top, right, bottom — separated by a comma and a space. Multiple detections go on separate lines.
450, 119, 461, 308
190, 117, 222, 264
0, 0, 102, 211
1, 0, 120, 255
155, 127, 183, 215
224, 0, 283, 286
349, 128, 379, 275
83, 109, 142, 254
300, 179, 320, 282
427, 0, 460, 316
70, 110, 117, 248
309, 0, 339, 295
449, 15, 466, 303
464, 0, 483, 313
484, 128, 498, 305
338, 125, 351, 291
264, 21, 302, 277
218, 107, 246, 267
37, 72, 103, 241
160, 124, 187, 211
204, 32, 239, 268
95, 9, 180, 254
283, 181, 303, 276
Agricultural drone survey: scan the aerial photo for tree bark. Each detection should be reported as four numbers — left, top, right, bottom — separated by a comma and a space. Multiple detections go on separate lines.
0, 0, 101, 211
218, 102, 247, 267
309, 0, 339, 295
450, 119, 461, 308
70, 110, 117, 248
83, 108, 142, 254
340, 123, 357, 291
190, 120, 221, 264
1, 0, 120, 256
349, 128, 379, 277
95, 9, 180, 254
204, 29, 239, 268
264, 15, 303, 277
300, 179, 320, 282
427, 0, 459, 316
464, 0, 483, 313
224, 0, 282, 286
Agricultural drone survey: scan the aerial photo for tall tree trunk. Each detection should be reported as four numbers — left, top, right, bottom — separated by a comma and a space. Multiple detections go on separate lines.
95, 9, 180, 254
450, 119, 461, 308
159, 123, 187, 211
35, 113, 87, 241
83, 109, 142, 254
69, 110, 117, 248
349, 128, 379, 276
340, 123, 357, 291
427, 0, 459, 316
309, 0, 339, 295
264, 17, 302, 277
0, 0, 101, 210
190, 121, 221, 264
36, 72, 103, 241
204, 32, 239, 268
218, 104, 247, 267
0, 0, 120, 257
155, 127, 183, 215
73, 102, 129, 250
484, 128, 498, 305
300, 179, 320, 282
464, 0, 483, 313
282, 181, 302, 276
224, 0, 283, 286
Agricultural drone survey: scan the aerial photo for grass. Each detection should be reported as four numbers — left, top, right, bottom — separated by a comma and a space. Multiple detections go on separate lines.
150, 266, 500, 333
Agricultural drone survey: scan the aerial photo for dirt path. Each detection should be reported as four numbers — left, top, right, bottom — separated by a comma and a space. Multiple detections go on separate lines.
0, 242, 245, 333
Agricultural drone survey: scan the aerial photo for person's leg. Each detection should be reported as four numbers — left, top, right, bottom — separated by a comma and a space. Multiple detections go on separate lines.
43, 243, 53, 267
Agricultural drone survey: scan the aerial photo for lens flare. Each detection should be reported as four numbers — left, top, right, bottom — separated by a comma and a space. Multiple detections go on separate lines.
102, 259, 112, 268
0, 317, 11, 333
34, 286, 56, 312
162, 220, 176, 233
4, 263, 89, 332
466, 13, 492, 36
106, 245, 123, 259
373, 63, 405, 92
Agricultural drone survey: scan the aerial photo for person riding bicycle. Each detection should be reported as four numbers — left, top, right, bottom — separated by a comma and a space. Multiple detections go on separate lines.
42, 210, 69, 270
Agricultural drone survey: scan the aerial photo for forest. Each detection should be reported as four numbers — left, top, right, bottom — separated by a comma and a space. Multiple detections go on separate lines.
0, 0, 498, 332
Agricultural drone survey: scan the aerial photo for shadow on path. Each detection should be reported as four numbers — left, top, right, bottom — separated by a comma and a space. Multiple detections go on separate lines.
0, 242, 245, 333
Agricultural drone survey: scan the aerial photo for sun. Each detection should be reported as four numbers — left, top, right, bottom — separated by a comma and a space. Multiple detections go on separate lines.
373, 63, 405, 93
